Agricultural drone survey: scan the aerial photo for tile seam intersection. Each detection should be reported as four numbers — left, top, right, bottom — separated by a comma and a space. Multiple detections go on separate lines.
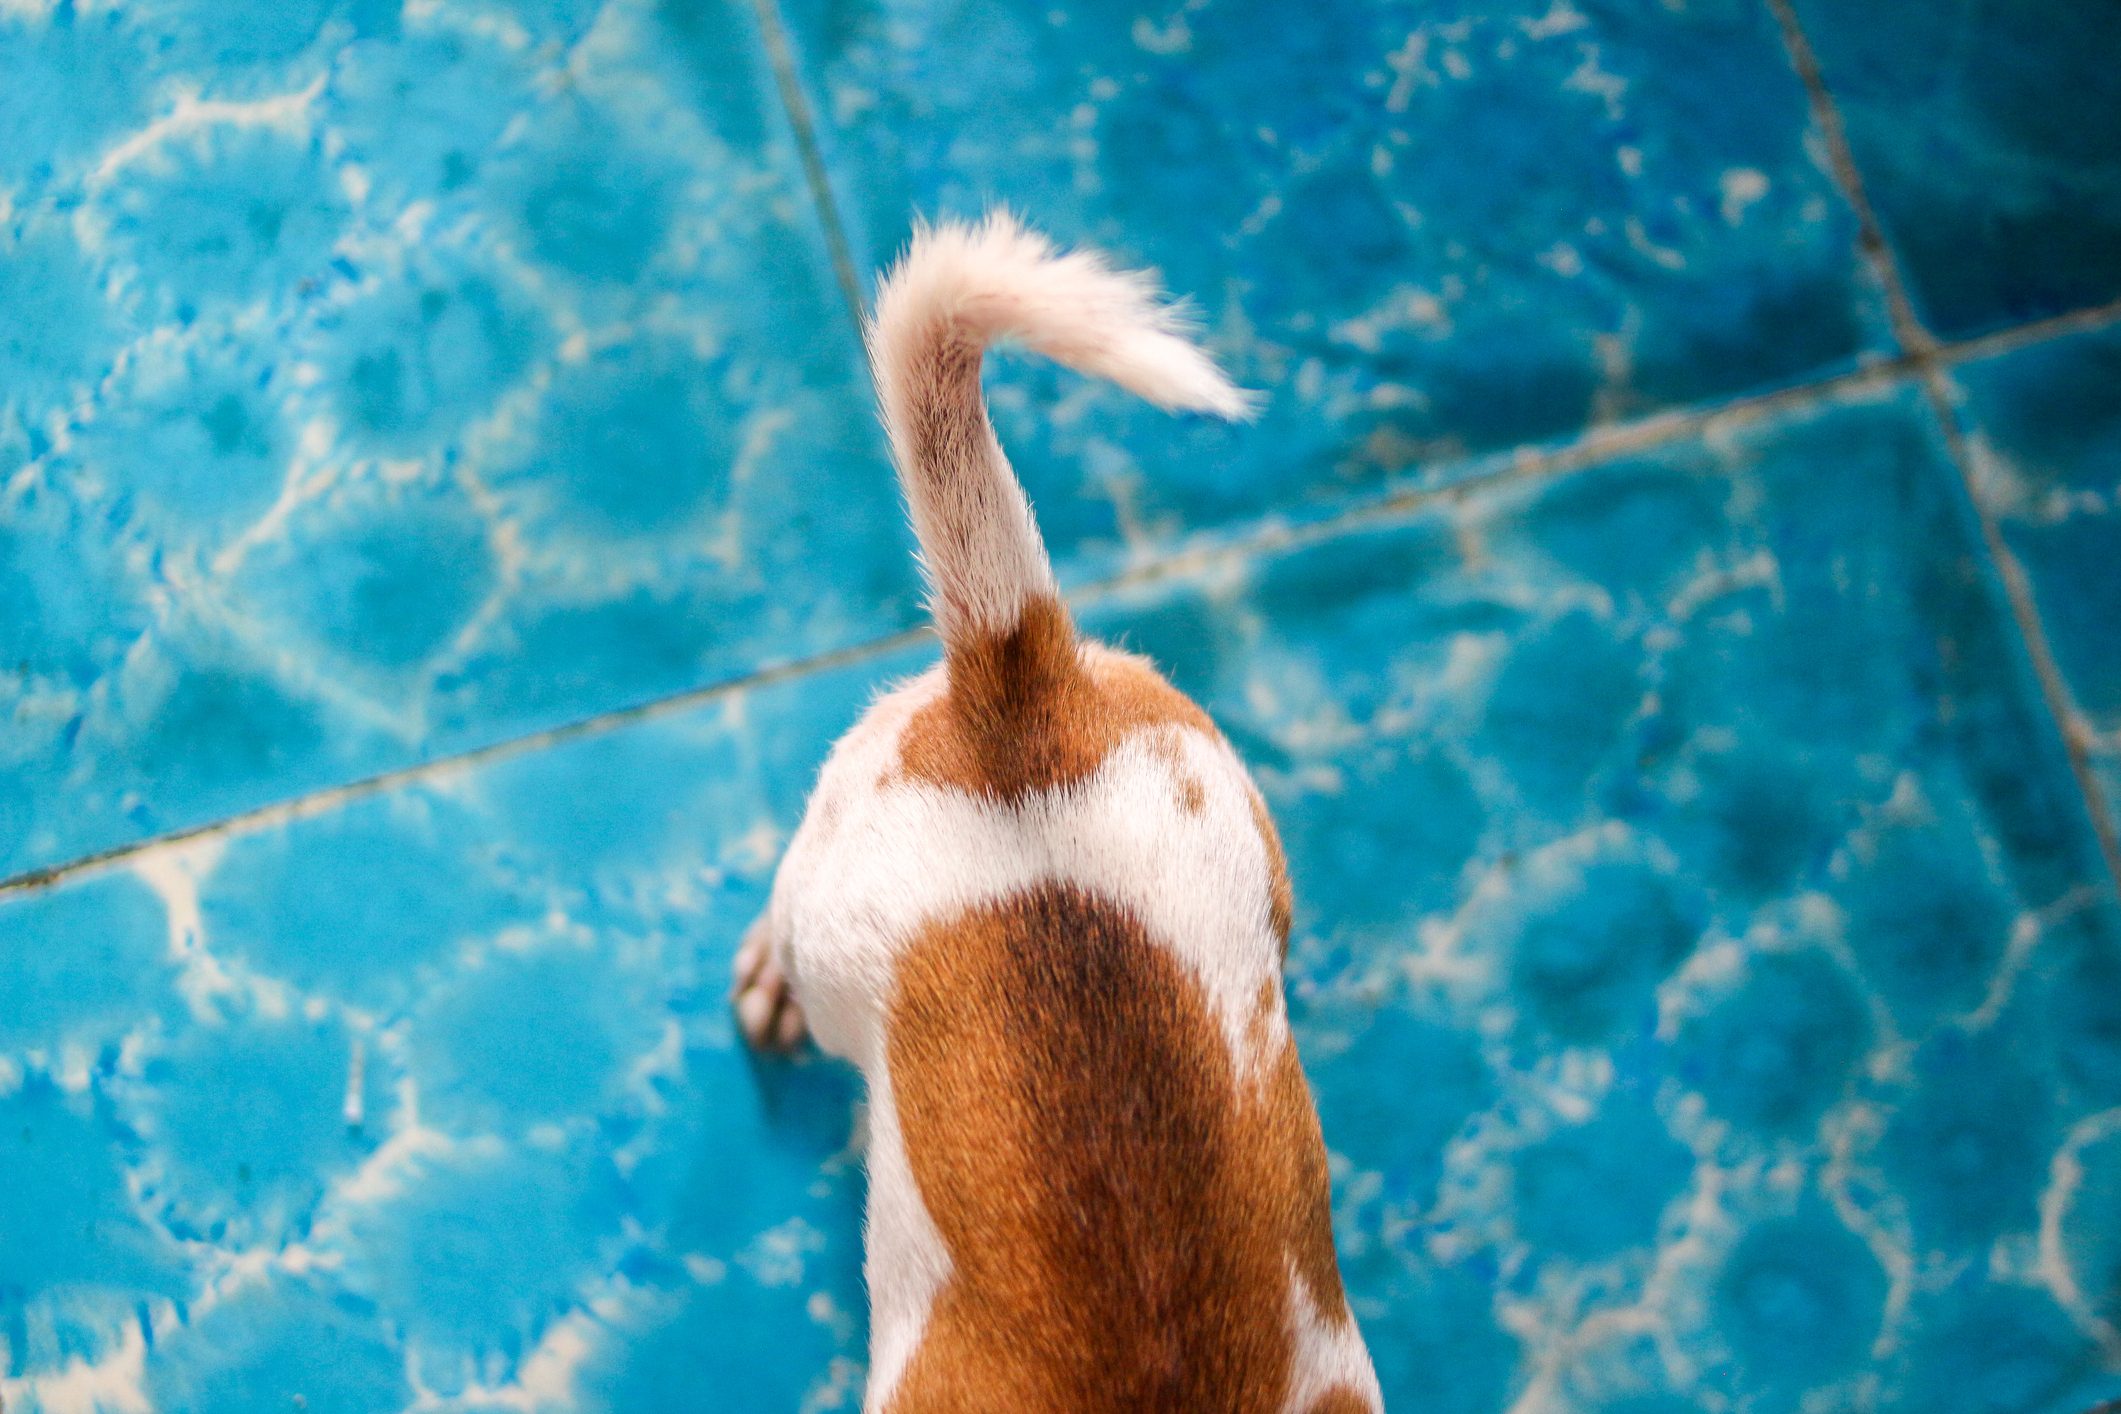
1763, 0, 2121, 893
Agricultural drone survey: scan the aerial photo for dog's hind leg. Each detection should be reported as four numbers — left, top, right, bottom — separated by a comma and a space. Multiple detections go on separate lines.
732, 912, 809, 1051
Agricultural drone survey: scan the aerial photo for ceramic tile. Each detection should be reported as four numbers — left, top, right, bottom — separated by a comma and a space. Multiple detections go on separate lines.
8, 386, 2115, 1410
0, 646, 894, 1409
4, 1, 2116, 1408
1790, 0, 2121, 339
771, 0, 1888, 577
1083, 385, 2121, 1409
0, 0, 916, 879
1957, 324, 2121, 737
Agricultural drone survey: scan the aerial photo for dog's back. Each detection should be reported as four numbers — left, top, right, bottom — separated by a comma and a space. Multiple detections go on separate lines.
737, 214, 1381, 1412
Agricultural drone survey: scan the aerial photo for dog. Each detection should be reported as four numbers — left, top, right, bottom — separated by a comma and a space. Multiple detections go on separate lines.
732, 213, 1382, 1413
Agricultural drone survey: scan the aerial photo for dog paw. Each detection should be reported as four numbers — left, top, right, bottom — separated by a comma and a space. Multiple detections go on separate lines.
732, 916, 809, 1052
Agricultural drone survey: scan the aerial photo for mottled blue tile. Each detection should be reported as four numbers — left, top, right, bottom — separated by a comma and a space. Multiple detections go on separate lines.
98, 123, 353, 322
1838, 806, 2017, 1034
1877, 1023, 2061, 1254
142, 1275, 411, 1414
1673, 943, 1871, 1137
1883, 1276, 2121, 1414
2016, 905, 2121, 1117
130, 0, 398, 92
233, 473, 499, 681
1305, 994, 1493, 1215
571, 1267, 857, 1414
1790, 0, 2121, 338
0, 871, 176, 1059
2103, 753, 2121, 859
135, 1005, 386, 1246
408, 934, 669, 1134
194, 790, 534, 1015
54, 613, 394, 865
1341, 1250, 1523, 1414
0, 1076, 192, 1380
1088, 385, 2118, 1405
494, 102, 688, 297
0, 6, 156, 193
0, 647, 893, 1405
2, 7, 2116, 1399
1548, 1331, 1703, 1414
332, 1135, 627, 1394
0, 2, 915, 880
327, 22, 543, 208
2063, 1126, 2121, 1345
0, 214, 119, 423
1955, 324, 2121, 848
1509, 1081, 1692, 1264
313, 258, 547, 459
70, 336, 299, 553
1466, 833, 1704, 1047
1706, 1197, 1888, 1402
4, 377, 2119, 1407
774, 0, 1884, 576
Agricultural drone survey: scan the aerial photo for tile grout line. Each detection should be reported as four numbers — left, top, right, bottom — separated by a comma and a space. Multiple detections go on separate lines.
749, 0, 869, 336
0, 626, 936, 901
1761, 0, 1933, 356
1934, 411, 2121, 882
7, 329, 2121, 901
8, 300, 2121, 903
1766, 0, 2121, 892
1084, 354, 1925, 600
0, 326, 2054, 904
1937, 297, 2121, 369
1079, 293, 2108, 604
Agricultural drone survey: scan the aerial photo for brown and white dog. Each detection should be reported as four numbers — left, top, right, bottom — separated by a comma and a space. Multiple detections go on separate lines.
732, 213, 1382, 1413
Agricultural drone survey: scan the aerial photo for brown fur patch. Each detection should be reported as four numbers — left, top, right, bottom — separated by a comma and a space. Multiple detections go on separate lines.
893, 595, 1214, 802
883, 883, 1350, 1413
1265, 1027, 1347, 1323
1306, 1387, 1376, 1414
1143, 729, 1207, 814
1249, 786, 1295, 947
1233, 975, 1342, 1318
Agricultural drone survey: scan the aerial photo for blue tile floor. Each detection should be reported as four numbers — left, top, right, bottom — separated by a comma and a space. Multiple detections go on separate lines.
2, 1, 2120, 1410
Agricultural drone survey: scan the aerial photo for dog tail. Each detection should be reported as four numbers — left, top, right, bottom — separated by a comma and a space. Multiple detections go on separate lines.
867, 211, 1255, 661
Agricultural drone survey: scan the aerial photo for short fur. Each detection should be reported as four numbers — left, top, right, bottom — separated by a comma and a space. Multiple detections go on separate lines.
866, 211, 1254, 652
885, 883, 1333, 1412
734, 214, 1380, 1412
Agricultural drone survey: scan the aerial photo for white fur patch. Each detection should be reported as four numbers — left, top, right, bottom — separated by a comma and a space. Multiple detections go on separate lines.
768, 667, 1282, 1073
1282, 1258, 1387, 1413
858, 1063, 954, 1410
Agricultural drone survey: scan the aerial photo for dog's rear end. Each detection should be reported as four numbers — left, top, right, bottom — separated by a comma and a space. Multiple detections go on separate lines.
735, 213, 1381, 1412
